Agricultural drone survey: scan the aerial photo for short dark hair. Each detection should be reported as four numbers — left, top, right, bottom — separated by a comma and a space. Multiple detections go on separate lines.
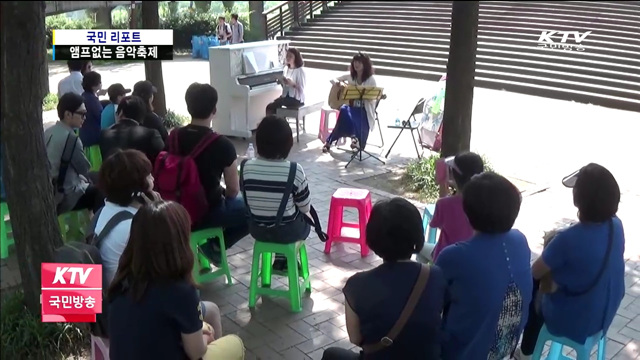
67, 60, 84, 72
218, 16, 226, 21
366, 197, 424, 262
109, 201, 195, 302
462, 172, 522, 234
82, 71, 101, 92
57, 92, 84, 120
256, 115, 293, 159
451, 152, 484, 190
573, 163, 620, 223
350, 52, 374, 82
287, 48, 304, 68
231, 13, 238, 21
116, 96, 147, 123
185, 83, 218, 119
98, 149, 152, 206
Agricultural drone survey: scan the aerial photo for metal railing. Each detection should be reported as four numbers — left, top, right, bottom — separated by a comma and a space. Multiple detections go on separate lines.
263, 1, 342, 40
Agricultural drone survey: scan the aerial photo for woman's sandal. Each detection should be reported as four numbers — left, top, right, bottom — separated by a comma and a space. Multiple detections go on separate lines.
350, 138, 360, 151
322, 143, 330, 153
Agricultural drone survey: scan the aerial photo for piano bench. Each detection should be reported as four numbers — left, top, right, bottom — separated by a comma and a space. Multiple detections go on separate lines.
276, 101, 324, 143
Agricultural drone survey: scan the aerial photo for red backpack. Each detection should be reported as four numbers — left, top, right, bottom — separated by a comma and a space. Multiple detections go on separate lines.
153, 130, 219, 224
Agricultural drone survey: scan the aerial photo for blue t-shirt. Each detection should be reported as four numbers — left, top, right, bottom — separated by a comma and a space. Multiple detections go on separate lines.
436, 230, 533, 360
542, 217, 625, 343
101, 103, 116, 129
343, 261, 446, 359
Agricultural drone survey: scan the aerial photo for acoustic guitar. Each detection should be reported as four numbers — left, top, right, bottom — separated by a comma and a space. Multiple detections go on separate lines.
327, 82, 349, 110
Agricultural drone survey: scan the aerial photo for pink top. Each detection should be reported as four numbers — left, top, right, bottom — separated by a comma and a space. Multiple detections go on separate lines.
429, 195, 474, 260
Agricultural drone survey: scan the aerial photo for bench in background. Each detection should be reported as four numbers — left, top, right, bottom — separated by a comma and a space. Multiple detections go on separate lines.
276, 101, 324, 143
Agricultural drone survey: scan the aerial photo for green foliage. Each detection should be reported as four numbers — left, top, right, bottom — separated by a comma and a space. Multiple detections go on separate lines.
0, 291, 88, 359
163, 109, 190, 129
404, 154, 495, 203
43, 93, 58, 111
45, 15, 96, 48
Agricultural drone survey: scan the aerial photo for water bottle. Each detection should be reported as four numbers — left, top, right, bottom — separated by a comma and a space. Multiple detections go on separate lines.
395, 117, 401, 127
246, 143, 255, 159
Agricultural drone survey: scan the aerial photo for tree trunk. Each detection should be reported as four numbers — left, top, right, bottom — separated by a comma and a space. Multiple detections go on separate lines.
249, 0, 266, 40
142, 1, 167, 118
168, 1, 179, 18
222, 1, 235, 12
440, 1, 478, 157
96, 7, 113, 29
130, 1, 140, 29
0, 0, 63, 315
194, 1, 211, 13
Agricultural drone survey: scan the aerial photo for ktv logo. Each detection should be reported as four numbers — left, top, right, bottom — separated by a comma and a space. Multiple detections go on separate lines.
537, 30, 591, 51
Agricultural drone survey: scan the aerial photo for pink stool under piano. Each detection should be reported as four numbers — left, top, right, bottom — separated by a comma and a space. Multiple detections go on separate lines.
91, 335, 109, 360
324, 188, 372, 257
318, 106, 346, 145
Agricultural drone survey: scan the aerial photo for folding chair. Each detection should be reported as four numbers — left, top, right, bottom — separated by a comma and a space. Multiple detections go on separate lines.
385, 98, 425, 159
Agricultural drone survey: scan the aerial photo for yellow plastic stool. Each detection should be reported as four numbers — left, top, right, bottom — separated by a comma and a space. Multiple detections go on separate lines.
190, 227, 232, 285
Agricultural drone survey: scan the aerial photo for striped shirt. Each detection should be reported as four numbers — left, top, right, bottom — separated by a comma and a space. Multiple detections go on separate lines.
241, 158, 311, 225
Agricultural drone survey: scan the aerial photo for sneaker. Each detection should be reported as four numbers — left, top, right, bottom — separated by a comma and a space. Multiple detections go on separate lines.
272, 254, 302, 274
512, 348, 531, 360
198, 240, 222, 268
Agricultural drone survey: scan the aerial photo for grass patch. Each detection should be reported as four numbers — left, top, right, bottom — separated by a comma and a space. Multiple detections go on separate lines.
1, 291, 89, 359
43, 93, 58, 111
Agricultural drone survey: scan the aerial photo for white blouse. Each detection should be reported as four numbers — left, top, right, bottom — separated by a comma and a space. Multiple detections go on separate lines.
336, 73, 378, 130
282, 66, 306, 104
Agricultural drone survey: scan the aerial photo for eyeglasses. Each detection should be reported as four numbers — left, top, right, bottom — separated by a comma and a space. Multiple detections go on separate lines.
74, 111, 87, 119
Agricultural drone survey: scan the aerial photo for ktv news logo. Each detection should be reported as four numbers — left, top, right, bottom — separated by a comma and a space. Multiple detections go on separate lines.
41, 263, 102, 323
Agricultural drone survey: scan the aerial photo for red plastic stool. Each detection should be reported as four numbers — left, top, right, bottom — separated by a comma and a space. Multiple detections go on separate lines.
318, 106, 346, 145
324, 188, 372, 256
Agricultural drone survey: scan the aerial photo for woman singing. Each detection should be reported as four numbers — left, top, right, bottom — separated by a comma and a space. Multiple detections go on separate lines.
323, 52, 377, 153
266, 48, 306, 115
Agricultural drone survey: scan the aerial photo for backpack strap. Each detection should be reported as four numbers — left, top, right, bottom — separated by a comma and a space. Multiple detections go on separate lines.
189, 131, 220, 158
57, 133, 79, 193
304, 205, 328, 242
239, 158, 250, 210
361, 264, 431, 354
89, 210, 135, 248
274, 162, 297, 227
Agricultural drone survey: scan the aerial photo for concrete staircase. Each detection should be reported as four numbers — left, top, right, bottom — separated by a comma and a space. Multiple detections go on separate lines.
283, 1, 640, 112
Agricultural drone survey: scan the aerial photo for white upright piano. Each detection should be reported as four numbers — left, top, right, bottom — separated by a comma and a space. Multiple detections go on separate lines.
209, 40, 290, 138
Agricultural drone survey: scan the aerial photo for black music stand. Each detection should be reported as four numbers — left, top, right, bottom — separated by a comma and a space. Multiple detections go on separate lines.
340, 85, 386, 169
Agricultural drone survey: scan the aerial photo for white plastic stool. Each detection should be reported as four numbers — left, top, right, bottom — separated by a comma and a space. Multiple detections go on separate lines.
318, 106, 346, 145
91, 335, 109, 360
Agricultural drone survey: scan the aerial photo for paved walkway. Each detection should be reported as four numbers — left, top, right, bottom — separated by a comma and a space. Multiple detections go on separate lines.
2, 58, 639, 359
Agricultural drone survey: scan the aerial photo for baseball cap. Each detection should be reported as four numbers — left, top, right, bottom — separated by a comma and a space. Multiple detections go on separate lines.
562, 163, 615, 188
444, 152, 484, 177
132, 80, 157, 97
107, 83, 131, 99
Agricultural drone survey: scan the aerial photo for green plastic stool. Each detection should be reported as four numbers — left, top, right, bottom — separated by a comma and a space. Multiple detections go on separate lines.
58, 210, 90, 242
1, 202, 14, 259
248, 240, 311, 313
190, 227, 232, 285
85, 145, 102, 172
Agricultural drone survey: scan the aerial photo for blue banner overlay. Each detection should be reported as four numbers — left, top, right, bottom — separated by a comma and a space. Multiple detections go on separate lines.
53, 45, 173, 61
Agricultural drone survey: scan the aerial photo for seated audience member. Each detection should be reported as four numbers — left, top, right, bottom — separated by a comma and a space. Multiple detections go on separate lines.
108, 200, 244, 360
418, 152, 484, 263
100, 83, 131, 129
132, 80, 169, 143
99, 96, 165, 164
323, 52, 378, 153
514, 164, 625, 360
96, 149, 157, 285
323, 197, 445, 360
240, 115, 312, 271
79, 71, 104, 149
45, 93, 103, 214
57, 60, 86, 98
265, 48, 306, 116
436, 172, 532, 359
174, 83, 249, 264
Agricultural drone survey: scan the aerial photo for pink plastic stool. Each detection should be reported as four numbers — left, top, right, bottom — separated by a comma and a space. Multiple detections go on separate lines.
324, 188, 372, 257
318, 106, 346, 145
91, 335, 109, 360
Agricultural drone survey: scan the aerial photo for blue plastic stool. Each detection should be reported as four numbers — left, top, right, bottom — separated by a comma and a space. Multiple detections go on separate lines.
532, 325, 606, 360
422, 204, 438, 244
